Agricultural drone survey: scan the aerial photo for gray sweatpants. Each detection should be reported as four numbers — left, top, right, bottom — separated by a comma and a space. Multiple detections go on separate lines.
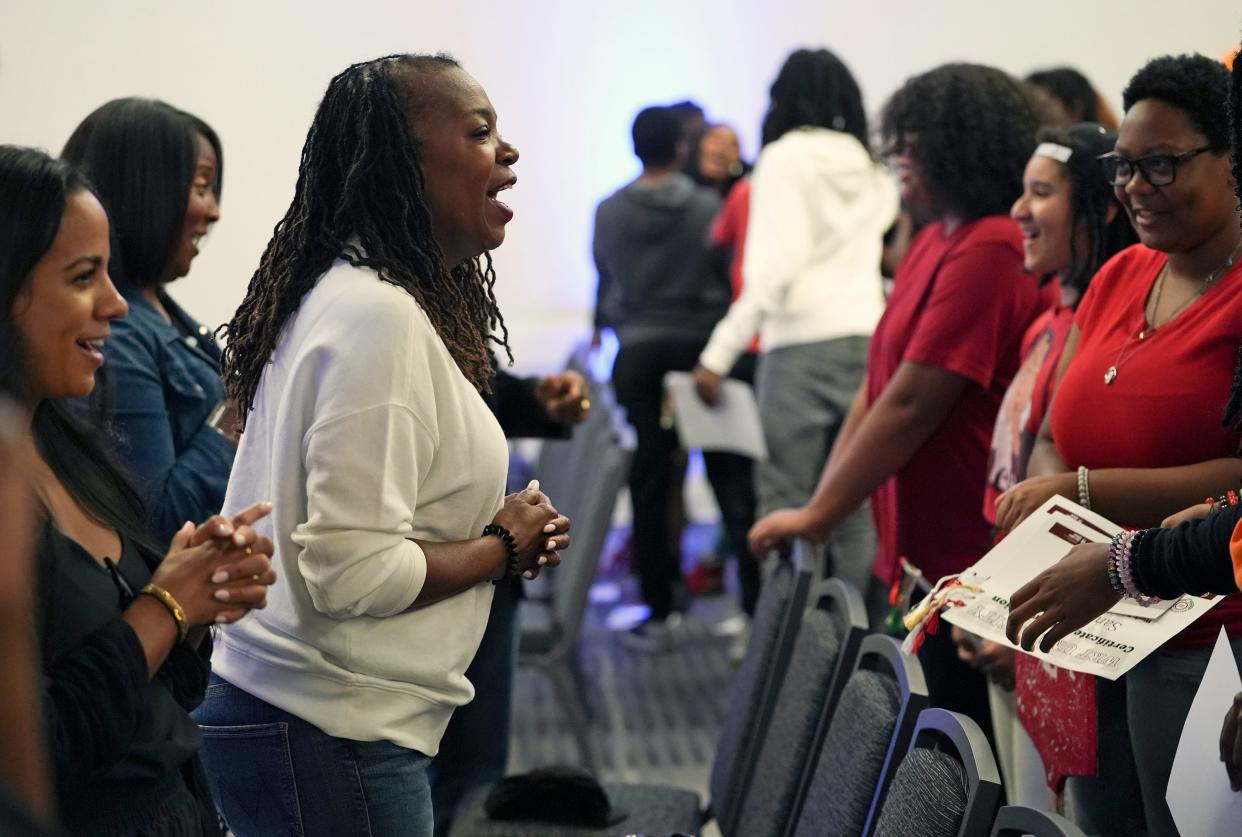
755, 336, 876, 594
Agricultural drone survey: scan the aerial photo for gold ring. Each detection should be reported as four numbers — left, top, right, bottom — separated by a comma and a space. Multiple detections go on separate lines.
244, 546, 252, 556
250, 574, 261, 581
579, 397, 591, 412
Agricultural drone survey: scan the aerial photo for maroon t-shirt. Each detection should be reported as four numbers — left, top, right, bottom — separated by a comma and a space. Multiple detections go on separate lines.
1050, 243, 1242, 646
868, 216, 1055, 584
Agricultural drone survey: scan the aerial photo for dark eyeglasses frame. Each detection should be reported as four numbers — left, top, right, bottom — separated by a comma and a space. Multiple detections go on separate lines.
1097, 145, 1217, 187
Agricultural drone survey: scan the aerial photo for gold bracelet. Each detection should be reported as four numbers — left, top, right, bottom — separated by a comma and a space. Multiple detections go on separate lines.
138, 583, 188, 643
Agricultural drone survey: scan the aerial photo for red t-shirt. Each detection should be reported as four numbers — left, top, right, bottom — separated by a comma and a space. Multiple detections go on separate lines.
983, 304, 1075, 525
868, 216, 1056, 584
712, 179, 759, 353
1050, 243, 1242, 645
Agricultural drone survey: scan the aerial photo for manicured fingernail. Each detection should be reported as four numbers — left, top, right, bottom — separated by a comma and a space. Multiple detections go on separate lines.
215, 614, 230, 623
233, 532, 247, 546
261, 501, 273, 511
546, 539, 556, 551
523, 570, 534, 579
527, 479, 540, 491
218, 522, 233, 535
543, 523, 557, 533
214, 589, 231, 601
212, 570, 229, 584
538, 556, 548, 565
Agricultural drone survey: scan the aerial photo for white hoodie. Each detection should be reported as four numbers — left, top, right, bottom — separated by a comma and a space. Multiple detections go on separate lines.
699, 127, 899, 374
212, 261, 508, 756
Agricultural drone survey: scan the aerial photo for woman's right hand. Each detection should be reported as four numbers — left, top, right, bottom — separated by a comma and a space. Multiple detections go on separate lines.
148, 502, 277, 627
491, 485, 561, 578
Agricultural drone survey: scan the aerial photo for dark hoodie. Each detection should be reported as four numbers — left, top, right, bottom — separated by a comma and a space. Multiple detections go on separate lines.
592, 172, 730, 344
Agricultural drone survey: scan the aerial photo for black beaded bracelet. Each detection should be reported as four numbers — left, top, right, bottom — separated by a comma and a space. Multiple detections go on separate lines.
482, 523, 520, 583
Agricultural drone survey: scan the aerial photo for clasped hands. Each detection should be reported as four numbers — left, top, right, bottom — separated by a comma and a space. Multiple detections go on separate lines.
492, 480, 571, 581
148, 501, 278, 630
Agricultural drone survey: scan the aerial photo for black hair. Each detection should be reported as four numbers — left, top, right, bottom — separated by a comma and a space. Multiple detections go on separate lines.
0, 146, 154, 554
1122, 54, 1230, 149
1026, 67, 1102, 123
881, 63, 1042, 221
222, 53, 511, 425
632, 106, 684, 168
761, 48, 868, 151
61, 97, 223, 289
1221, 49, 1242, 433
1035, 123, 1138, 298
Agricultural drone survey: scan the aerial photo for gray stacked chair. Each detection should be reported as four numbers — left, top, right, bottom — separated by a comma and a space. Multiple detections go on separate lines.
448, 550, 815, 837
516, 373, 633, 772
790, 634, 929, 837
989, 806, 1086, 837
870, 708, 1003, 837
730, 577, 868, 837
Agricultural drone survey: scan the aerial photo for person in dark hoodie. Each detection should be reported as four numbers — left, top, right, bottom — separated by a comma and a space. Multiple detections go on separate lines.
593, 104, 730, 650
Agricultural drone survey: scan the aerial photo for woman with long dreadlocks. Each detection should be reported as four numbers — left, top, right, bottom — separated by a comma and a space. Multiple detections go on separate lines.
192, 54, 570, 836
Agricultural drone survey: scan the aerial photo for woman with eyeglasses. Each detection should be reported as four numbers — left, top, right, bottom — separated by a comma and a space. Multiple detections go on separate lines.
997, 54, 1242, 836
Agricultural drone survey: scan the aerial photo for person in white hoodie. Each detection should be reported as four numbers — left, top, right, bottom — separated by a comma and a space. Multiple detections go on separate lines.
191, 54, 571, 837
693, 48, 898, 593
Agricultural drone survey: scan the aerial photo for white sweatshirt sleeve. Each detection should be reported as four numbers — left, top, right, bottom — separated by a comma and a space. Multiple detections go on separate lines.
291, 402, 434, 618
699, 139, 816, 374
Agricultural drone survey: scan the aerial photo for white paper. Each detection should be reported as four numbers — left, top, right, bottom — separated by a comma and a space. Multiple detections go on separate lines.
663, 372, 768, 460
1166, 627, 1242, 837
940, 496, 1223, 680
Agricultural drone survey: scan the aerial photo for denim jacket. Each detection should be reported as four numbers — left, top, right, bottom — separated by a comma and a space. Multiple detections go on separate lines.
93, 280, 235, 543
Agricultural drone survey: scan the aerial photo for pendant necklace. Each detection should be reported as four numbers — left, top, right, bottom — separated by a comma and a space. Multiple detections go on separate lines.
1104, 241, 1242, 385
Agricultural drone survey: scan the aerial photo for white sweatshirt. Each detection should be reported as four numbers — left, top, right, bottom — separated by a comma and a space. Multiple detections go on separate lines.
212, 261, 509, 757
698, 127, 899, 374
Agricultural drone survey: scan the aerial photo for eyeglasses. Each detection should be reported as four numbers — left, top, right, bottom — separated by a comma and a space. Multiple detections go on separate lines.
1097, 146, 1216, 187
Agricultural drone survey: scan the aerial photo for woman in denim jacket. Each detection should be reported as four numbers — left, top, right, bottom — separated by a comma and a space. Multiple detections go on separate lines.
63, 98, 234, 543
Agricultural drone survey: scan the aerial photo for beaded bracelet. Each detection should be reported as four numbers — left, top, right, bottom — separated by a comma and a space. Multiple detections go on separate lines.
1077, 466, 1092, 510
482, 523, 520, 583
1116, 530, 1160, 606
1106, 533, 1127, 598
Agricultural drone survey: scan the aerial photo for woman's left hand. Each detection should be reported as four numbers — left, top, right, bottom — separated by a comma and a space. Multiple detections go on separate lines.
995, 472, 1077, 535
1005, 541, 1120, 652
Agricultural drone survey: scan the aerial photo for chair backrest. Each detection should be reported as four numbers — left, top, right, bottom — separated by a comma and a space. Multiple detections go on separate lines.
989, 806, 1086, 837
708, 554, 813, 835
790, 634, 929, 837
532, 370, 616, 527
870, 709, 1003, 837
729, 575, 869, 837
549, 404, 633, 648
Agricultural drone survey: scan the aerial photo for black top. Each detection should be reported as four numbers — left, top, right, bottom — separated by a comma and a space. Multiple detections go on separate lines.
37, 525, 215, 834
1134, 503, 1242, 599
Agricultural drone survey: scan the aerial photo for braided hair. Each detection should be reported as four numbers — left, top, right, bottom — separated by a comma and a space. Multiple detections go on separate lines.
1222, 47, 1242, 431
221, 53, 511, 426
761, 48, 869, 152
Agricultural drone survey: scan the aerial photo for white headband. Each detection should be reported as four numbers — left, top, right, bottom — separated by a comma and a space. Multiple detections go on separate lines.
1034, 142, 1074, 163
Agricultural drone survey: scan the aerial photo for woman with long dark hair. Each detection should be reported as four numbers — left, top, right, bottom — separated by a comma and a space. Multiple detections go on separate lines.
62, 98, 232, 543
693, 47, 898, 596
193, 54, 569, 836
0, 145, 275, 836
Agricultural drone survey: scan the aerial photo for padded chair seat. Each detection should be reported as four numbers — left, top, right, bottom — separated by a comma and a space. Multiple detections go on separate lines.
448, 782, 701, 837
518, 600, 560, 655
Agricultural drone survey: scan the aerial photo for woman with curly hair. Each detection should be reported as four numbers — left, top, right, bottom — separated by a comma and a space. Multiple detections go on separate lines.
192, 54, 571, 836
749, 63, 1052, 727
1003, 53, 1242, 834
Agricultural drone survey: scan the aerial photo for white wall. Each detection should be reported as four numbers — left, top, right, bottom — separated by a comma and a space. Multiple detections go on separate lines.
3, 0, 1240, 372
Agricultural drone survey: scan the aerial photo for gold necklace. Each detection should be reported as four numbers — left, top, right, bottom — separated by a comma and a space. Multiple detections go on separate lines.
1104, 240, 1242, 385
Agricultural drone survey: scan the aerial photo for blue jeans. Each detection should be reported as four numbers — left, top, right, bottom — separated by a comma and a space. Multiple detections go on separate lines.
194, 674, 433, 837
